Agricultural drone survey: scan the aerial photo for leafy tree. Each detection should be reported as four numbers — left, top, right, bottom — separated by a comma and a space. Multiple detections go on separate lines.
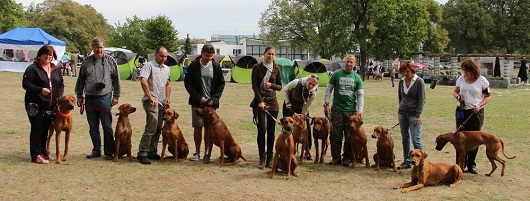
144, 15, 179, 53
25, 0, 109, 54
485, 0, 530, 54
182, 33, 192, 56
441, 0, 494, 53
0, 0, 27, 33
108, 16, 149, 56
422, 0, 450, 53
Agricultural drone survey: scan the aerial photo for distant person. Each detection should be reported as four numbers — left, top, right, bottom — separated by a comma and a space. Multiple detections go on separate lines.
396, 61, 425, 170
324, 54, 364, 166
282, 74, 319, 160
390, 66, 396, 87
70, 51, 78, 77
184, 44, 225, 162
75, 36, 121, 160
251, 46, 282, 169
137, 47, 171, 165
452, 58, 491, 174
22, 45, 64, 164
60, 53, 70, 76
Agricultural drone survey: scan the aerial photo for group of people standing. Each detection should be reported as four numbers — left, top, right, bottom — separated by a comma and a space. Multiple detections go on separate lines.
22, 40, 491, 174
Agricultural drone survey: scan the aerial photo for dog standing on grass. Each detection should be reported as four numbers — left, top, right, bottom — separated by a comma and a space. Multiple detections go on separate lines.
113, 104, 136, 162
46, 95, 75, 164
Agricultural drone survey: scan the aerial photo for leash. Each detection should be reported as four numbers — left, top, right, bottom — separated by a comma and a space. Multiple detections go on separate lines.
453, 112, 474, 134
264, 110, 282, 126
389, 122, 400, 130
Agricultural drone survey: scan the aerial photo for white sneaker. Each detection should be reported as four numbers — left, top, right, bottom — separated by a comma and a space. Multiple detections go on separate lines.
189, 152, 200, 161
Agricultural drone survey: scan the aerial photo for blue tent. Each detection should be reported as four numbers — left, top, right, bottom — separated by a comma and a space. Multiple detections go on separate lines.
0, 27, 66, 46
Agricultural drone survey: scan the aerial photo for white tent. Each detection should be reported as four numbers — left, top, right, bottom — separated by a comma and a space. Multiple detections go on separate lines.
0, 27, 66, 72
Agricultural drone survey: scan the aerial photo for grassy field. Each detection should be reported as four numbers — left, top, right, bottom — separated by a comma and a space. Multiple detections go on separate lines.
1, 71, 529, 200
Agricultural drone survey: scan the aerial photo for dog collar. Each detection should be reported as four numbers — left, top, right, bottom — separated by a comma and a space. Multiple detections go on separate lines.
58, 111, 71, 118
210, 118, 222, 127
282, 128, 292, 133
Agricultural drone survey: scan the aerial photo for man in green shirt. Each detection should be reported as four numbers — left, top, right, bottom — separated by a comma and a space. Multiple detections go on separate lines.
323, 54, 364, 166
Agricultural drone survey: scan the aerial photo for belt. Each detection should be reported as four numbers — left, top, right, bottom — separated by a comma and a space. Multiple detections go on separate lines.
262, 96, 276, 100
86, 94, 108, 99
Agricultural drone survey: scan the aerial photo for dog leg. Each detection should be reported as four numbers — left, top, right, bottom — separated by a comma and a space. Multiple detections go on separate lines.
173, 140, 180, 162
113, 133, 120, 162
160, 142, 168, 162
350, 143, 356, 168
401, 184, 425, 193
450, 165, 463, 188
268, 153, 280, 179
314, 139, 320, 164
375, 153, 380, 171
485, 155, 499, 176
363, 145, 370, 168
286, 155, 293, 180
392, 152, 397, 172
127, 136, 134, 161
55, 130, 62, 164
46, 126, 54, 155
322, 140, 328, 164
63, 131, 70, 162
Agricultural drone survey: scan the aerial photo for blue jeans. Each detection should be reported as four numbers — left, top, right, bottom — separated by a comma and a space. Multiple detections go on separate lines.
85, 93, 114, 156
398, 113, 423, 164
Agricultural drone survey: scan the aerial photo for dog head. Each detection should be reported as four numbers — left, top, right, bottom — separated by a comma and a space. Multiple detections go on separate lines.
230, 144, 246, 162
163, 108, 179, 122
434, 132, 452, 151
194, 107, 218, 124
349, 115, 363, 133
372, 125, 389, 139
117, 104, 136, 116
292, 113, 307, 130
410, 149, 427, 166
280, 117, 295, 133
311, 116, 329, 132
58, 95, 75, 110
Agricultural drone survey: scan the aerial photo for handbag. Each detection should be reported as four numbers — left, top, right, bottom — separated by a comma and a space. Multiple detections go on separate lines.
26, 103, 39, 117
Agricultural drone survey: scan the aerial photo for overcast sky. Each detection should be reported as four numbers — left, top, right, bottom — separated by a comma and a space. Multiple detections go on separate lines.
16, 0, 449, 40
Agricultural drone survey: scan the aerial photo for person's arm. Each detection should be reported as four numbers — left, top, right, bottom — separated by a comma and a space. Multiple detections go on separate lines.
209, 63, 225, 107
109, 56, 120, 106
164, 80, 171, 107
476, 78, 491, 112
184, 62, 202, 105
415, 79, 426, 117
283, 79, 298, 108
251, 64, 263, 103
75, 60, 87, 107
270, 66, 282, 91
303, 89, 316, 115
22, 65, 41, 94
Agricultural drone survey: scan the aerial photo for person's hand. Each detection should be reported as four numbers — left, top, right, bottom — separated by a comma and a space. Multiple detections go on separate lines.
258, 102, 266, 111
413, 117, 420, 126
324, 105, 330, 116
77, 96, 84, 107
456, 94, 464, 102
207, 99, 213, 106
357, 112, 363, 120
263, 82, 272, 89
164, 98, 170, 108
41, 88, 51, 96
112, 97, 119, 107
200, 97, 207, 104
149, 97, 157, 106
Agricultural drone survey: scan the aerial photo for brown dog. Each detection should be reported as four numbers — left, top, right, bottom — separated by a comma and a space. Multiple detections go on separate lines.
348, 115, 369, 168
196, 107, 246, 166
371, 126, 397, 172
292, 113, 310, 164
311, 116, 331, 164
435, 131, 516, 176
374, 74, 383, 81
269, 117, 298, 180
394, 149, 463, 193
46, 95, 75, 164
160, 108, 189, 162
113, 104, 136, 162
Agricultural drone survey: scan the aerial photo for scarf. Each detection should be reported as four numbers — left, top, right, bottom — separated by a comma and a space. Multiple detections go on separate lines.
260, 61, 274, 94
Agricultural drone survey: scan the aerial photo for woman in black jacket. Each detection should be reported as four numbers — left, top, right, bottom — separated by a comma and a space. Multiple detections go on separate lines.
22, 45, 64, 164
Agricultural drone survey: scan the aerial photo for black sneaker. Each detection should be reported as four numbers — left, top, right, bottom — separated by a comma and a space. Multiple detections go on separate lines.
86, 152, 101, 159
105, 154, 114, 160
467, 166, 478, 174
342, 158, 352, 167
137, 156, 151, 165
148, 154, 161, 160
397, 163, 411, 170
328, 159, 341, 165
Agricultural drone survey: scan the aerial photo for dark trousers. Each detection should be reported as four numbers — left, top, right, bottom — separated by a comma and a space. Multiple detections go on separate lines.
282, 102, 311, 149
85, 93, 114, 156
28, 111, 52, 162
330, 111, 356, 161
455, 107, 484, 169
256, 110, 278, 156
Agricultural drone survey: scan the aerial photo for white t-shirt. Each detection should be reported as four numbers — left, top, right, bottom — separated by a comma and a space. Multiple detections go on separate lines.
456, 75, 489, 110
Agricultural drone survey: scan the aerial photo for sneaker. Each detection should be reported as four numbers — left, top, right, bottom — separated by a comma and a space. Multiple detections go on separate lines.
466, 166, 478, 174
86, 152, 101, 159
44, 154, 54, 160
342, 158, 351, 167
105, 154, 114, 160
397, 163, 412, 170
148, 154, 161, 160
189, 152, 200, 161
35, 155, 49, 164
137, 156, 151, 165
328, 159, 341, 165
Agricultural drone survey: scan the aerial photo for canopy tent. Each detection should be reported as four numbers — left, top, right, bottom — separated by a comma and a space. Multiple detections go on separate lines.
110, 50, 137, 80
276, 58, 294, 85
0, 27, 66, 72
229, 55, 262, 83
294, 60, 331, 87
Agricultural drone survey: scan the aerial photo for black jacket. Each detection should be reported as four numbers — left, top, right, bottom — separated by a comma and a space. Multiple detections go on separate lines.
22, 61, 64, 111
184, 56, 225, 108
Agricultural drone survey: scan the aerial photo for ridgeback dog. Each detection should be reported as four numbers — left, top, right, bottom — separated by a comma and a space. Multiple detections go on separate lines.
113, 104, 136, 162
311, 116, 331, 164
394, 149, 463, 193
46, 95, 75, 164
196, 107, 246, 166
160, 108, 189, 162
348, 115, 369, 168
292, 113, 310, 165
371, 126, 397, 172
435, 131, 516, 176
269, 117, 298, 180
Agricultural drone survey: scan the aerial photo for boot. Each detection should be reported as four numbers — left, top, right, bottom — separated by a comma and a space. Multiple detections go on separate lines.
258, 152, 265, 169
265, 152, 273, 168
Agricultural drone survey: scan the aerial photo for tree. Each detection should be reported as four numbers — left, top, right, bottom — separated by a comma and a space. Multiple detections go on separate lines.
182, 33, 192, 56
0, 0, 27, 33
441, 0, 495, 54
25, 0, 110, 54
422, 0, 450, 53
144, 15, 179, 53
108, 16, 149, 56
485, 0, 530, 54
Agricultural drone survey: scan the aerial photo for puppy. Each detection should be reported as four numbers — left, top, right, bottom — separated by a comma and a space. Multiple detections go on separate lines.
269, 117, 298, 180
196, 107, 246, 166
292, 113, 309, 165
46, 95, 75, 164
394, 149, 463, 193
311, 116, 331, 164
348, 115, 369, 168
160, 108, 189, 162
371, 126, 397, 172
113, 104, 136, 162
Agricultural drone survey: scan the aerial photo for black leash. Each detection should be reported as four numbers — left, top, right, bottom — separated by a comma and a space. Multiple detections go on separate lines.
389, 122, 400, 130
454, 112, 474, 133
264, 110, 282, 126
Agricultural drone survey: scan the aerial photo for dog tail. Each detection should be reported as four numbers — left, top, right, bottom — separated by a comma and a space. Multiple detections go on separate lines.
500, 140, 516, 159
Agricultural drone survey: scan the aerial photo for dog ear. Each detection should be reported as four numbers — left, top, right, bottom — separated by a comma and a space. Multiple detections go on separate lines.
382, 128, 388, 136
422, 150, 428, 159
173, 109, 179, 120
280, 117, 286, 125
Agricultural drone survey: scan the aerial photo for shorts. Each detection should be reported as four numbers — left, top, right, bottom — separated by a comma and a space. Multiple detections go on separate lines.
191, 106, 204, 127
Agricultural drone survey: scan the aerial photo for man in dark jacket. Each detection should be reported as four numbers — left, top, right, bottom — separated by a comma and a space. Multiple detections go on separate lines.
184, 44, 225, 162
